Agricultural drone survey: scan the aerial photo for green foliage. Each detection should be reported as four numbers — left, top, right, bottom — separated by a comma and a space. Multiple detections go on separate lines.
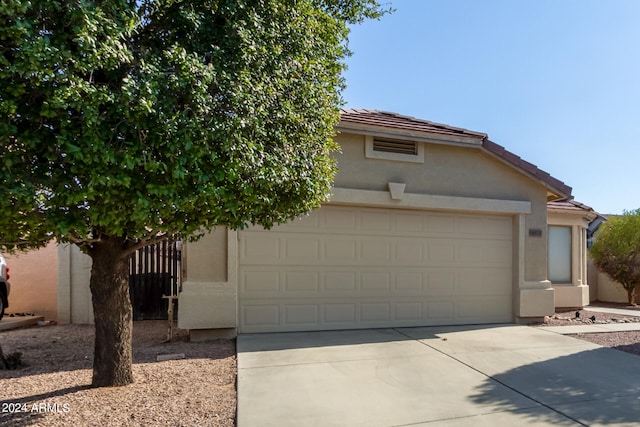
0, 0, 387, 253
590, 209, 640, 304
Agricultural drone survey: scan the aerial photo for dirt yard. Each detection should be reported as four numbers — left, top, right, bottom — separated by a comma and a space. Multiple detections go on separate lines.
0, 321, 236, 427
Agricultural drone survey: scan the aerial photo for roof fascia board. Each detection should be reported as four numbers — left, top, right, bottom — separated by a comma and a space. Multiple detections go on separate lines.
548, 208, 598, 221
336, 123, 485, 147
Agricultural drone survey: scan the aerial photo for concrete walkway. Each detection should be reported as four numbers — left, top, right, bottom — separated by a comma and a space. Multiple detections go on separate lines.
238, 325, 640, 426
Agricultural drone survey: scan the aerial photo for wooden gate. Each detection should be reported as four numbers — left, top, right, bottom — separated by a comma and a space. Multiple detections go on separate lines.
129, 239, 181, 320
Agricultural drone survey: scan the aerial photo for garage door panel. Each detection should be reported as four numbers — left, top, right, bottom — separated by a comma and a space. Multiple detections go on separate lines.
324, 304, 356, 323
324, 271, 357, 292
484, 241, 513, 265
484, 217, 513, 237
395, 212, 423, 232
426, 241, 456, 265
360, 272, 391, 292
285, 305, 319, 325
240, 299, 511, 332
459, 269, 512, 295
360, 238, 392, 263
242, 270, 280, 294
425, 271, 456, 296
426, 214, 456, 234
324, 238, 357, 261
361, 210, 392, 231
395, 239, 424, 264
243, 305, 280, 329
323, 207, 357, 230
394, 302, 423, 321
361, 303, 391, 322
241, 234, 280, 263
394, 272, 423, 291
427, 301, 455, 320
456, 295, 512, 321
455, 216, 512, 238
239, 205, 513, 333
285, 238, 319, 260
284, 271, 319, 293
458, 240, 512, 267
456, 216, 487, 235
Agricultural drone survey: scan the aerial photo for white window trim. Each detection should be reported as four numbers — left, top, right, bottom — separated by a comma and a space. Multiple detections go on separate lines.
365, 135, 425, 164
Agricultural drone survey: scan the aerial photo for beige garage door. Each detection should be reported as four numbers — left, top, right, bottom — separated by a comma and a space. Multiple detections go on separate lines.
238, 205, 513, 333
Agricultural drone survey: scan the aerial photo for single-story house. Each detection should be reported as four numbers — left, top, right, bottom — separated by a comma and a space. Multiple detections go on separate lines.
7, 110, 602, 331
176, 109, 597, 339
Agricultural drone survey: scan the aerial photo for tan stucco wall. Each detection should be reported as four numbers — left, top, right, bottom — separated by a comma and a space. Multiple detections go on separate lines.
57, 244, 93, 324
179, 131, 561, 333
182, 228, 227, 283
334, 132, 550, 284
337, 133, 539, 200
179, 229, 237, 331
4, 242, 58, 321
588, 259, 630, 303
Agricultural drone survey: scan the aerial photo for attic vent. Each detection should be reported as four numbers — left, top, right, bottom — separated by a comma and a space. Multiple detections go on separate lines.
372, 138, 417, 156
365, 135, 425, 164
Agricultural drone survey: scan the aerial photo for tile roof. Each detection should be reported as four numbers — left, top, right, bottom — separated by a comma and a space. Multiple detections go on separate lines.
547, 199, 599, 218
339, 109, 572, 199
339, 109, 487, 141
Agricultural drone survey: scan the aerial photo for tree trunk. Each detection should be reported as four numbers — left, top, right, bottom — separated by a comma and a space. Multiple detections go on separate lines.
88, 236, 134, 387
626, 285, 637, 306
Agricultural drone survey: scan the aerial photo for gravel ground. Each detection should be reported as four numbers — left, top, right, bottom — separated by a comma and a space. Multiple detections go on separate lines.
535, 304, 640, 357
0, 321, 236, 427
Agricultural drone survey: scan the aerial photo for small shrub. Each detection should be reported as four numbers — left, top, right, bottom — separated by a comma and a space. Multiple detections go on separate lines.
1, 351, 24, 370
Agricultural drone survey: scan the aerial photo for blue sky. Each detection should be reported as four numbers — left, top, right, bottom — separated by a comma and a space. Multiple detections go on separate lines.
342, 0, 640, 215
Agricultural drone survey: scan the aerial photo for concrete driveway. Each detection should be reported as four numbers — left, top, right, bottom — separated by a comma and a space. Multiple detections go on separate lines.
238, 324, 640, 426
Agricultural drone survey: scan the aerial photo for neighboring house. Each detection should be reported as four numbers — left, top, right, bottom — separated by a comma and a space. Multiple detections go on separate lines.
8, 110, 597, 330
176, 109, 589, 339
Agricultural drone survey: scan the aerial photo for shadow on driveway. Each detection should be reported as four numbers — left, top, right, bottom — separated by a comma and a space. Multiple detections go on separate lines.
467, 346, 640, 426
239, 325, 640, 426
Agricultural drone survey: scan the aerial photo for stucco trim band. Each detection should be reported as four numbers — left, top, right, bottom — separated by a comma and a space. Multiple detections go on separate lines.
329, 187, 531, 214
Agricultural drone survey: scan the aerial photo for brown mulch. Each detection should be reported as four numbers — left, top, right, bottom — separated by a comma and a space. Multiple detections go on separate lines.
0, 321, 236, 426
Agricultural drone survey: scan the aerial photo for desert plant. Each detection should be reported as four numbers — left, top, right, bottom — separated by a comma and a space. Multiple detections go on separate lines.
590, 209, 640, 305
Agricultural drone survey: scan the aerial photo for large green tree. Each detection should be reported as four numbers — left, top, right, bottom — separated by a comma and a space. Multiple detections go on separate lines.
590, 209, 640, 305
0, 0, 387, 387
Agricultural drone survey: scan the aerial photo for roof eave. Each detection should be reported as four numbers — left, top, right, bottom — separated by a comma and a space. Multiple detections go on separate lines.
336, 121, 486, 147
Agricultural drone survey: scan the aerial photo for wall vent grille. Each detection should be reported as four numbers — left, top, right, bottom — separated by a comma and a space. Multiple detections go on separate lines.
372, 138, 418, 156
